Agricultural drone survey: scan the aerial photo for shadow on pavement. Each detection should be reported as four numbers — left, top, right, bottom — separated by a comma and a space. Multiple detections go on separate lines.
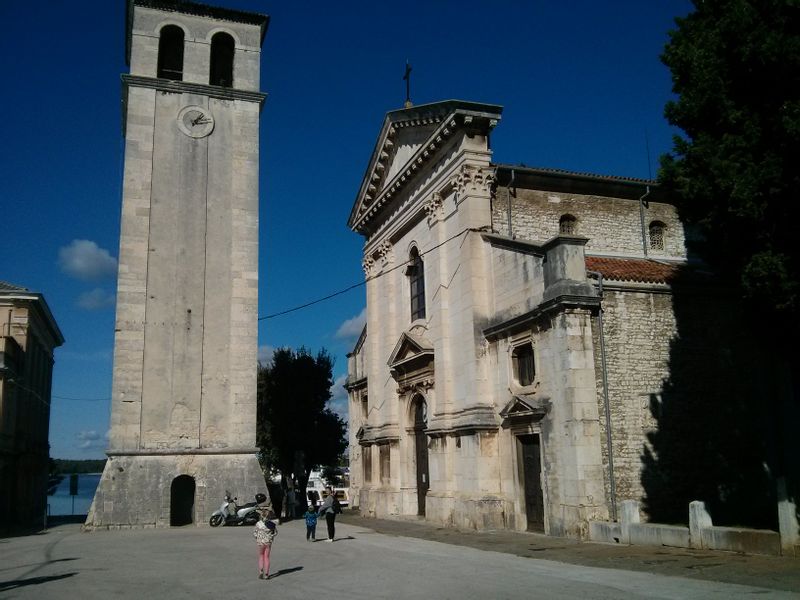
0, 572, 77, 592
268, 566, 303, 579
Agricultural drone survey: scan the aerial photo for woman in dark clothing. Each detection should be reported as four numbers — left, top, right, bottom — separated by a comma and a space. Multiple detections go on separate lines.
316, 486, 340, 542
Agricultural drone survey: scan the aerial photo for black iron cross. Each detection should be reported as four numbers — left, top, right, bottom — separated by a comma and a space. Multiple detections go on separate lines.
403, 61, 412, 107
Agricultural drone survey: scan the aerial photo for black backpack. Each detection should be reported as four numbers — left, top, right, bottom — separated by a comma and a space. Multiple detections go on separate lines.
332, 496, 342, 514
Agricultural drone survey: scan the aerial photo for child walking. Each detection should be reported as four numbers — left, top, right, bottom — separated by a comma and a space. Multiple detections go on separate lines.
253, 513, 277, 580
303, 504, 318, 541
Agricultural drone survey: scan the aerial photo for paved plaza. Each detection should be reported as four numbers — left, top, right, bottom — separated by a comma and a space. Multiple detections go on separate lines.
1, 514, 798, 599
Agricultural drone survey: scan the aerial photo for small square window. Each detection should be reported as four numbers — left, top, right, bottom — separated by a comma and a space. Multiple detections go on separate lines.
512, 342, 535, 387
649, 221, 666, 251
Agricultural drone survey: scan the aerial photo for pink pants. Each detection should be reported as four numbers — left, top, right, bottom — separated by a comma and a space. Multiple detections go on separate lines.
257, 543, 271, 574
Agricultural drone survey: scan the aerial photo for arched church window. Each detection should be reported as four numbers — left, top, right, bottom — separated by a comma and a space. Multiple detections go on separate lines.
157, 25, 184, 81
559, 214, 577, 235
512, 342, 535, 387
649, 221, 666, 251
406, 247, 426, 321
209, 32, 235, 87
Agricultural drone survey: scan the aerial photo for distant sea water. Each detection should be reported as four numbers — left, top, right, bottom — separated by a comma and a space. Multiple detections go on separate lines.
48, 473, 102, 516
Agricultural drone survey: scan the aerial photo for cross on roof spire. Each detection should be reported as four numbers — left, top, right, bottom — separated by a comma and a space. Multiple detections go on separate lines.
403, 60, 412, 108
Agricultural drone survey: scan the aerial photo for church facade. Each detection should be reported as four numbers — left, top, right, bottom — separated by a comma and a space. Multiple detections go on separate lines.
345, 100, 696, 538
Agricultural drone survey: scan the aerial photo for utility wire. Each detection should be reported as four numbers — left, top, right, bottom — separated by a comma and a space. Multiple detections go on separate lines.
46, 228, 485, 401
259, 226, 481, 320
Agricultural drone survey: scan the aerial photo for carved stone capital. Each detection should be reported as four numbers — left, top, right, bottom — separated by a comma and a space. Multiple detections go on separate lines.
377, 240, 394, 267
362, 256, 376, 277
451, 164, 496, 196
423, 192, 444, 226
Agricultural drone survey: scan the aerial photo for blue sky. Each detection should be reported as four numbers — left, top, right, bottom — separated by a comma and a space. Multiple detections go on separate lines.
0, 0, 691, 459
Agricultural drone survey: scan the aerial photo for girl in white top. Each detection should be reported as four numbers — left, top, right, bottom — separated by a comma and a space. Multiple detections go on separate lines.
253, 514, 277, 579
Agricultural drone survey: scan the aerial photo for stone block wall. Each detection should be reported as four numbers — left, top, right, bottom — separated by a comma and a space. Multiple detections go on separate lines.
592, 288, 676, 508
85, 453, 265, 529
493, 186, 685, 259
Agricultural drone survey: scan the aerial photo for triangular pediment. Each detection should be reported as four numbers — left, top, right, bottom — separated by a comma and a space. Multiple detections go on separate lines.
387, 331, 433, 368
499, 395, 551, 420
348, 100, 503, 235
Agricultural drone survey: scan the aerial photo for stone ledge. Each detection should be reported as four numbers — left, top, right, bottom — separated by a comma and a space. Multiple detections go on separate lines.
705, 526, 781, 556
629, 523, 690, 548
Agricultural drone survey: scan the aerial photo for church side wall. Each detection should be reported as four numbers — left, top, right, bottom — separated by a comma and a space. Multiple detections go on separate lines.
493, 186, 685, 259
592, 288, 676, 511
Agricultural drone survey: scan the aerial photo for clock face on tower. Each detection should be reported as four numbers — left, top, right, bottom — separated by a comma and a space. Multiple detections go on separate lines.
177, 105, 215, 138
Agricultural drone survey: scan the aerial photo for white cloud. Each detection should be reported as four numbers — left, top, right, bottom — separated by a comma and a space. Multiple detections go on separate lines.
335, 307, 366, 340
76, 429, 105, 449
77, 287, 116, 310
58, 239, 117, 281
329, 374, 349, 421
258, 344, 275, 365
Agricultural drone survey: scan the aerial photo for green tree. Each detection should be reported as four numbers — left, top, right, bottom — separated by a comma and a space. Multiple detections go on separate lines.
256, 347, 347, 516
659, 0, 800, 324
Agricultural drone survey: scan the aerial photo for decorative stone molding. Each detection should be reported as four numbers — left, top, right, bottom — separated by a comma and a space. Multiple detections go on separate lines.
423, 192, 444, 226
451, 165, 496, 196
396, 377, 434, 396
377, 240, 394, 267
362, 256, 376, 277
425, 405, 498, 437
358, 423, 400, 445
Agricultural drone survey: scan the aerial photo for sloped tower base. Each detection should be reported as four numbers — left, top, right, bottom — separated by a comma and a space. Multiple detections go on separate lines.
85, 452, 265, 530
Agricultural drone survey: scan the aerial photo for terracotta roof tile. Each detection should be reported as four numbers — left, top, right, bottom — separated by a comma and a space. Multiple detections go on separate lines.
585, 257, 680, 284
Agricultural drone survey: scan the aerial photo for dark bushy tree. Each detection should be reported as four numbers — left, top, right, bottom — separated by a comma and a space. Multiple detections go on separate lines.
659, 0, 800, 324
651, 1, 800, 528
256, 347, 347, 516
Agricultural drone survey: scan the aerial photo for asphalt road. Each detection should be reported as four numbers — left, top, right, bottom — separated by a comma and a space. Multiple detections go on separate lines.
1, 518, 797, 599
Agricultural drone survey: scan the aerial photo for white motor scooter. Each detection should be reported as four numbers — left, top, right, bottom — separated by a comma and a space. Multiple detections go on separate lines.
209, 491, 268, 527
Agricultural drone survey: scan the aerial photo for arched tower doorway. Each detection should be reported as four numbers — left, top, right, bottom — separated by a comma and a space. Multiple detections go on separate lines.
412, 395, 429, 516
170, 475, 195, 526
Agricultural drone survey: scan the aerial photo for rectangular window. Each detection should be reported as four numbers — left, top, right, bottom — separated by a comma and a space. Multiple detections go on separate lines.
379, 444, 390, 485
513, 343, 535, 387
407, 251, 426, 321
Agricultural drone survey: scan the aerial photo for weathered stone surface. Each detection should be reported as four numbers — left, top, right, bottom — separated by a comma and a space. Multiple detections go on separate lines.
87, 0, 268, 529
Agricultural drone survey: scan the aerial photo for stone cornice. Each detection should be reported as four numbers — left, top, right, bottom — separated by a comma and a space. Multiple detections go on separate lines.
107, 447, 259, 456
122, 74, 267, 104
425, 405, 498, 437
481, 233, 545, 257
357, 424, 400, 445
0, 290, 64, 347
484, 295, 600, 341
352, 114, 460, 234
344, 375, 367, 392
349, 101, 502, 235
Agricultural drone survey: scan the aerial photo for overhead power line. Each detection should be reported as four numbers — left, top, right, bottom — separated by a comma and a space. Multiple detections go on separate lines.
46, 228, 486, 402
258, 226, 482, 320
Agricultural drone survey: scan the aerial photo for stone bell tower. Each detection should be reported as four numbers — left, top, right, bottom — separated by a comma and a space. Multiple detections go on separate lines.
86, 0, 269, 528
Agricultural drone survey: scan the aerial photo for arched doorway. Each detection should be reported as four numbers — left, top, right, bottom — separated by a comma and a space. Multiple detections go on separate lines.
170, 475, 195, 526
412, 396, 429, 516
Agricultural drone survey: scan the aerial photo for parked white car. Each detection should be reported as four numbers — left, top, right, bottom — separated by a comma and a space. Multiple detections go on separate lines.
306, 486, 349, 509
